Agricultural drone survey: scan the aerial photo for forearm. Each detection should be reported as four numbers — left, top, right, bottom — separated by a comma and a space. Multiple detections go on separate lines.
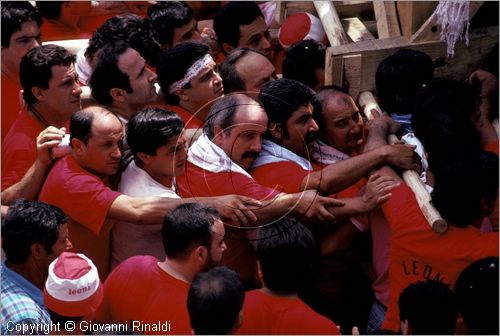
1, 160, 51, 205
109, 195, 185, 224
301, 147, 387, 194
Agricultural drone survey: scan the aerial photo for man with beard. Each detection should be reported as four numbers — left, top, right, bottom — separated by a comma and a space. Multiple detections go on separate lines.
95, 203, 226, 334
157, 41, 224, 129
254, 79, 420, 332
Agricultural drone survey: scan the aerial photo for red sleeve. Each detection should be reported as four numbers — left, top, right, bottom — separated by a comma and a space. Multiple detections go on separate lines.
1, 146, 36, 190
484, 141, 499, 155
252, 162, 309, 194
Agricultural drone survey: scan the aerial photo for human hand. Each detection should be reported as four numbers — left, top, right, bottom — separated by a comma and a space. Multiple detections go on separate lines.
293, 190, 345, 224
36, 126, 66, 166
362, 173, 399, 210
211, 195, 262, 227
384, 143, 421, 173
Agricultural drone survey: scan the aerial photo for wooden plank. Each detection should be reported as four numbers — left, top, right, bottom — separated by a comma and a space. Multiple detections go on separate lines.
397, 1, 437, 38
284, 1, 374, 19
343, 54, 362, 100
341, 17, 376, 42
332, 55, 345, 87
325, 47, 335, 85
373, 0, 401, 39
314, 1, 349, 46
327, 25, 498, 93
411, 1, 484, 43
275, 1, 286, 24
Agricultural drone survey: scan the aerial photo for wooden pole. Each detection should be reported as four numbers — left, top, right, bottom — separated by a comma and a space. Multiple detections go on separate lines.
358, 91, 448, 233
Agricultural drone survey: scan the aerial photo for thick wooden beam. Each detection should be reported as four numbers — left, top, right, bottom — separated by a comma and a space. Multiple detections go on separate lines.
275, 1, 286, 24
397, 1, 437, 38
313, 1, 349, 46
373, 0, 401, 39
341, 17, 376, 42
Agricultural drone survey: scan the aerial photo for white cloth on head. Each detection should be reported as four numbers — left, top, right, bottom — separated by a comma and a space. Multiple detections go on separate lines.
75, 45, 92, 85
312, 139, 350, 164
188, 133, 252, 178
252, 140, 312, 171
168, 54, 214, 94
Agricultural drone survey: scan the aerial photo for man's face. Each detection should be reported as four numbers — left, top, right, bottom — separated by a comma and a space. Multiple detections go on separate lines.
204, 218, 227, 270
140, 131, 187, 180
321, 92, 362, 154
235, 52, 276, 99
39, 64, 82, 121
280, 103, 319, 159
171, 18, 202, 47
2, 21, 41, 77
78, 113, 124, 177
215, 103, 268, 170
117, 48, 158, 108
184, 59, 224, 112
238, 16, 271, 59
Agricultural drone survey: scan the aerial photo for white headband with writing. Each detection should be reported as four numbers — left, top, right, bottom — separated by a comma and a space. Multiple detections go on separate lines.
168, 54, 214, 94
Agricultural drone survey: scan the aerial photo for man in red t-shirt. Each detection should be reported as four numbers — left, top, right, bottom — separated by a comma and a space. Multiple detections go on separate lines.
2, 44, 82, 205
95, 203, 227, 334
1, 2, 42, 141
157, 41, 223, 127
39, 106, 259, 280
238, 217, 340, 335
88, 40, 160, 127
364, 116, 499, 333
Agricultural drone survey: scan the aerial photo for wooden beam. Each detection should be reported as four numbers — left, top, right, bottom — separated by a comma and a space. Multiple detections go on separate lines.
397, 1, 437, 38
341, 17, 376, 42
275, 1, 286, 24
327, 25, 498, 94
411, 1, 485, 43
343, 54, 362, 100
373, 0, 401, 39
313, 1, 349, 46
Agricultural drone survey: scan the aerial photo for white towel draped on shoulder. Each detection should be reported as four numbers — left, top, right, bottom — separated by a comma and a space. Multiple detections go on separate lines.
252, 140, 312, 171
188, 133, 252, 178
312, 140, 350, 164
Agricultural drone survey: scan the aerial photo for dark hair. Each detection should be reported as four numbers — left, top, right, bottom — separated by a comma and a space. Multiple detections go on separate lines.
259, 78, 317, 138
89, 40, 133, 106
282, 39, 326, 90
188, 266, 244, 334
157, 41, 210, 105
255, 217, 315, 293
455, 257, 499, 335
1, 1, 42, 48
2, 200, 68, 263
148, 1, 194, 47
213, 1, 264, 50
398, 280, 458, 335
376, 49, 434, 116
69, 108, 94, 146
411, 79, 480, 160
431, 150, 498, 228
203, 94, 244, 139
162, 203, 220, 259
20, 44, 75, 105
127, 107, 184, 164
85, 13, 161, 66
36, 1, 63, 20
218, 48, 253, 94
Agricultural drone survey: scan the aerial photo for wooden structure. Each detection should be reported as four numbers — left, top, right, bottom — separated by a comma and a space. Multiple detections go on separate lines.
275, 1, 498, 101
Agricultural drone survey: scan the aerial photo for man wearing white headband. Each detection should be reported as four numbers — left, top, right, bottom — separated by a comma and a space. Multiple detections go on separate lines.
157, 41, 224, 129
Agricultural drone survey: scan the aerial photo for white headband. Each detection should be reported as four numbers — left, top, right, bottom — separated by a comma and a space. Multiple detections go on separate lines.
168, 54, 214, 94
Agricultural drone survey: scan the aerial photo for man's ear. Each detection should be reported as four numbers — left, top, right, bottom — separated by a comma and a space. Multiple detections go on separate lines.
30, 243, 46, 261
71, 138, 86, 155
256, 260, 264, 283
222, 42, 235, 55
268, 122, 282, 140
137, 152, 150, 165
176, 88, 190, 103
400, 319, 411, 335
31, 86, 45, 102
194, 245, 208, 264
212, 126, 225, 145
110, 88, 127, 103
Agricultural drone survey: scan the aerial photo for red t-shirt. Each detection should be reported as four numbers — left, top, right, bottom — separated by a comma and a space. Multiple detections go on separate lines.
238, 290, 340, 335
251, 161, 309, 194
1, 109, 43, 190
177, 162, 280, 288
381, 184, 499, 332
40, 20, 92, 41
38, 155, 121, 279
95, 255, 191, 335
166, 104, 204, 130
1, 74, 23, 142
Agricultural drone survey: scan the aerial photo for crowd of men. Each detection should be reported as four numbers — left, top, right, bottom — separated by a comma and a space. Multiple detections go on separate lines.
1, 1, 499, 335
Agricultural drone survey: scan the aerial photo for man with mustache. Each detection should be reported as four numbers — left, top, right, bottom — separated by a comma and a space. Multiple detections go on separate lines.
255, 79, 420, 332
157, 41, 224, 129
2, 45, 81, 204
177, 93, 392, 289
